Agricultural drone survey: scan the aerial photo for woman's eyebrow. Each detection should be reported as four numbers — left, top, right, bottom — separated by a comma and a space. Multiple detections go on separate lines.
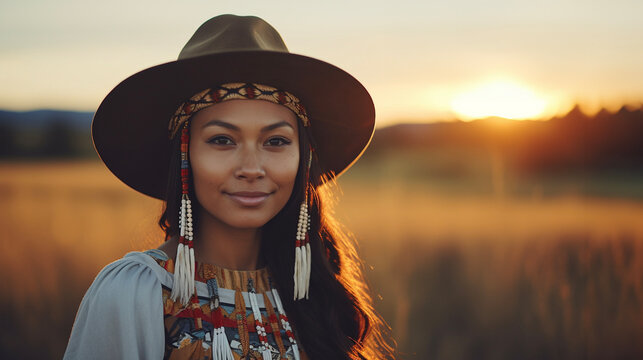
261, 121, 294, 132
201, 119, 239, 131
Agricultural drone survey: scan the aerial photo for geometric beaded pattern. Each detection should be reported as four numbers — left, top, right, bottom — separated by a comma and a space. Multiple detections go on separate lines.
169, 83, 310, 139
146, 251, 307, 360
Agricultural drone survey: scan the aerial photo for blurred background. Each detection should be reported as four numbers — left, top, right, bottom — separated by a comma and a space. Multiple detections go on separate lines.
1, 1, 643, 359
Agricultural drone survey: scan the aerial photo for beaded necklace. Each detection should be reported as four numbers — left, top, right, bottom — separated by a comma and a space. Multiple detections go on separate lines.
153, 253, 304, 360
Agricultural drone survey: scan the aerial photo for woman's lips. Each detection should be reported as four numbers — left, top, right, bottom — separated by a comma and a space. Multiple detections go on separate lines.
225, 191, 270, 207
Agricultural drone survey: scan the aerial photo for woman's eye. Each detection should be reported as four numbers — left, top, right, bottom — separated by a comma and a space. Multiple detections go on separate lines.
265, 137, 291, 146
207, 136, 234, 146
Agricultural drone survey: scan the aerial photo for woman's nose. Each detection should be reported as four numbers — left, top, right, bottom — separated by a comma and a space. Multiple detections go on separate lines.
234, 148, 265, 180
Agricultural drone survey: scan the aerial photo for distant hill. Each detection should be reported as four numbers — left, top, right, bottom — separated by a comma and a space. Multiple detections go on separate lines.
367, 105, 643, 174
0, 109, 95, 159
0, 109, 93, 131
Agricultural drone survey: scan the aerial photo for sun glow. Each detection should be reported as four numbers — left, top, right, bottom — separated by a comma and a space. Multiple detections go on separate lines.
451, 80, 547, 120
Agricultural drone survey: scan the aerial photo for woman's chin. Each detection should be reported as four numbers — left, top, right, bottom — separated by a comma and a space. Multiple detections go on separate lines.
224, 216, 271, 230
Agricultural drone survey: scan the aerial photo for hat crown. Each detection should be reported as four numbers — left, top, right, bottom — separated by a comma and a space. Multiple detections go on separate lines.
178, 15, 289, 60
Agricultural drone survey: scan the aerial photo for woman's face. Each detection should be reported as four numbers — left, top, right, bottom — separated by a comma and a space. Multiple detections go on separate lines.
188, 99, 300, 230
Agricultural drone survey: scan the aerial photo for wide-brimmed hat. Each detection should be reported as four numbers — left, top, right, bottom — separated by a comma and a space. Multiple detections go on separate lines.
92, 14, 375, 200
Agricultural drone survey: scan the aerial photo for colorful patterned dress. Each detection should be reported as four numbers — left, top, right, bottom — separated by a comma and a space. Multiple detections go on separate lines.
63, 250, 307, 360
146, 249, 307, 360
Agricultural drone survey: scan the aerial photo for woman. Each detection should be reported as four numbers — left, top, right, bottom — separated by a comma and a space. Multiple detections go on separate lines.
64, 14, 394, 360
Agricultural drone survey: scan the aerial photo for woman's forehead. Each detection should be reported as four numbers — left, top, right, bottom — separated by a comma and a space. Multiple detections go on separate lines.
190, 99, 298, 131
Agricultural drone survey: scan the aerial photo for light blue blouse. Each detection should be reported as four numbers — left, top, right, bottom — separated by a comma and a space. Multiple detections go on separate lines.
63, 251, 167, 359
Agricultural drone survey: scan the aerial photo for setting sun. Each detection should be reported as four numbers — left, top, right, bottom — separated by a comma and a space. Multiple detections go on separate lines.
451, 81, 547, 120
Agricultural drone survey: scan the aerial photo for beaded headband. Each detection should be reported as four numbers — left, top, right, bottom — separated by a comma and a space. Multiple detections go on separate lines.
168, 82, 310, 139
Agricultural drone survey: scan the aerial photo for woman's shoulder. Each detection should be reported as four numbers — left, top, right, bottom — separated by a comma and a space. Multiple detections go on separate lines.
64, 250, 168, 359
91, 249, 174, 291
74, 250, 166, 307
66, 250, 173, 317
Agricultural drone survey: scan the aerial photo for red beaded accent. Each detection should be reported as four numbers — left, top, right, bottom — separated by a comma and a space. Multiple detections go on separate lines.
245, 85, 256, 99
295, 103, 306, 116
173, 307, 279, 333
212, 306, 224, 327
210, 89, 221, 103
278, 313, 296, 340
254, 318, 269, 345
190, 295, 203, 329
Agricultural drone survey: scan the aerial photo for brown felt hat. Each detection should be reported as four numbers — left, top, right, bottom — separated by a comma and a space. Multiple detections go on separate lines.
92, 14, 375, 200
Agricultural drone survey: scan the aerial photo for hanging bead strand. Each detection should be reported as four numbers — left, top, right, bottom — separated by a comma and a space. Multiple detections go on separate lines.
294, 196, 308, 300
171, 124, 195, 305
248, 279, 272, 360
270, 282, 301, 360
305, 212, 311, 300
294, 149, 312, 300
207, 278, 234, 360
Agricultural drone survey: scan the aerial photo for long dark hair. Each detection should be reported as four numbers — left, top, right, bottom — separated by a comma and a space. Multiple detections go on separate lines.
159, 117, 395, 359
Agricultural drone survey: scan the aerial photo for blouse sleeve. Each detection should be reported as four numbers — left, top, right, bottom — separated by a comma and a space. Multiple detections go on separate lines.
63, 253, 165, 359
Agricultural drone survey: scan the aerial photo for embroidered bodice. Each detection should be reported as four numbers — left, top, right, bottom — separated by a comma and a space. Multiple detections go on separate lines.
145, 249, 307, 360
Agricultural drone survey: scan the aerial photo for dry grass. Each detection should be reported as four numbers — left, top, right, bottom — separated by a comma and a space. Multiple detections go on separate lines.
1, 161, 642, 359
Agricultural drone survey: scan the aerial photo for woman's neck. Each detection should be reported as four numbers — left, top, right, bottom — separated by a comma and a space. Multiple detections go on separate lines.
192, 210, 264, 271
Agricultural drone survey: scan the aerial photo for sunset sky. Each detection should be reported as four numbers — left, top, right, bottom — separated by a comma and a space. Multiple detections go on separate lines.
1, 0, 642, 126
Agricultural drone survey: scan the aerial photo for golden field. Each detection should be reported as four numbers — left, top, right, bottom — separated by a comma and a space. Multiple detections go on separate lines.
1, 161, 643, 359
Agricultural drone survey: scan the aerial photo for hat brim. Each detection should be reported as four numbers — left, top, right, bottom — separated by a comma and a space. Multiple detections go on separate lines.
92, 50, 375, 200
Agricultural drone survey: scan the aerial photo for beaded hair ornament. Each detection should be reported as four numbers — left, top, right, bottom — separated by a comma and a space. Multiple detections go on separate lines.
169, 82, 313, 305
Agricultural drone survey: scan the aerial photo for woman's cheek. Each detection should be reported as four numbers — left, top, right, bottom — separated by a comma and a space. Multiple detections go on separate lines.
276, 151, 299, 183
